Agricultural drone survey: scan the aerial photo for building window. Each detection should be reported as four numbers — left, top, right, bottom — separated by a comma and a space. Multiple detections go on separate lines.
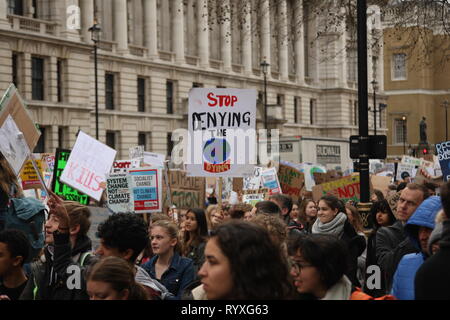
106, 131, 116, 150
12, 53, 19, 88
392, 53, 407, 80
192, 82, 203, 88
166, 80, 174, 114
8, 0, 23, 15
32, 0, 37, 19
31, 57, 44, 101
34, 126, 45, 153
309, 99, 316, 125
167, 133, 173, 157
347, 47, 357, 82
57, 59, 64, 102
294, 97, 301, 124
137, 77, 146, 112
394, 118, 407, 144
138, 132, 147, 150
353, 100, 358, 126
105, 73, 115, 110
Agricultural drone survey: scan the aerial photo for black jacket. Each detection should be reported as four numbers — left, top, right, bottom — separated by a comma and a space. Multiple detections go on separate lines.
375, 220, 418, 293
20, 231, 93, 300
341, 220, 366, 288
415, 219, 450, 300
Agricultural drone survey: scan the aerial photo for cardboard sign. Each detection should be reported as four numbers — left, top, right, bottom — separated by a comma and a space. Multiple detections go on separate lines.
187, 88, 257, 177
278, 163, 305, 201
386, 191, 401, 218
143, 152, 166, 168
60, 131, 117, 201
163, 170, 206, 209
260, 167, 281, 194
106, 174, 132, 213
20, 159, 44, 190
370, 175, 392, 197
436, 141, 450, 181
396, 163, 415, 181
0, 84, 41, 151
233, 178, 243, 192
128, 168, 162, 213
243, 193, 265, 206
313, 174, 361, 203
0, 115, 30, 175
52, 148, 90, 205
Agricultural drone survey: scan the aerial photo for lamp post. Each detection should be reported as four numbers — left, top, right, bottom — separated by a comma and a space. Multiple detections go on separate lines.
371, 79, 378, 135
260, 59, 269, 131
443, 99, 449, 141
402, 115, 407, 155
89, 21, 101, 140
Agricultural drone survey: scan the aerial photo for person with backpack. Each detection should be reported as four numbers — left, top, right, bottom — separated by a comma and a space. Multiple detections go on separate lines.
20, 191, 93, 300
0, 229, 30, 300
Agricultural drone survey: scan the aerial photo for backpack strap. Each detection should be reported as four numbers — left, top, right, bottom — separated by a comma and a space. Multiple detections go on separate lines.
79, 252, 93, 267
30, 261, 43, 300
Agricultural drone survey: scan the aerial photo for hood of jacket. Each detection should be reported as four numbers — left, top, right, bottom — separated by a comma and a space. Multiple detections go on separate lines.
404, 196, 442, 251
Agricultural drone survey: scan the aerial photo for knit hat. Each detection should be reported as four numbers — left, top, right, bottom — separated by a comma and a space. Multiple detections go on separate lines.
428, 222, 444, 255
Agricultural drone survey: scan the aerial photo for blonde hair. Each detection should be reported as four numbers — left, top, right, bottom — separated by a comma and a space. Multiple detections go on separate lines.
206, 204, 219, 230
251, 214, 287, 249
151, 220, 181, 253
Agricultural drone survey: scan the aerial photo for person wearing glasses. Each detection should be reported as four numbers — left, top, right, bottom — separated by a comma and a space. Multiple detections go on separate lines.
376, 183, 429, 294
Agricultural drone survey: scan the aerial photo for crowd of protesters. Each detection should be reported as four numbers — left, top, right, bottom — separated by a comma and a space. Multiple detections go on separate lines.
1, 154, 449, 300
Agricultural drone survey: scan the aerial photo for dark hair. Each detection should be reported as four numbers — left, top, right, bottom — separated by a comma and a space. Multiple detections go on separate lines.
269, 194, 293, 214
97, 213, 149, 263
441, 181, 450, 219
87, 256, 149, 300
255, 200, 281, 216
423, 182, 438, 193
298, 198, 316, 224
396, 182, 407, 192
372, 189, 385, 201
181, 208, 208, 255
229, 203, 252, 220
319, 195, 344, 213
289, 234, 349, 290
63, 201, 91, 236
405, 183, 430, 201
369, 199, 396, 229
0, 229, 30, 267
209, 220, 295, 299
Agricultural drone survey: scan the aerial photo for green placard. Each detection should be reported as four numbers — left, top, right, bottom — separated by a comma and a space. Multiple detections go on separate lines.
51, 148, 90, 205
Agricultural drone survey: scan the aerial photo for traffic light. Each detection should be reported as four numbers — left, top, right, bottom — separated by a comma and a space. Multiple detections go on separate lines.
423, 147, 428, 155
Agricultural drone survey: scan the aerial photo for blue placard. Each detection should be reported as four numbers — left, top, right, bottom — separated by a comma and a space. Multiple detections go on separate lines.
436, 141, 450, 181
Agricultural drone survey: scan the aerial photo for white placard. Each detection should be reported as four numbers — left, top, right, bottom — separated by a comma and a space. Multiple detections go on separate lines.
111, 159, 139, 174
243, 166, 263, 190
60, 131, 117, 201
0, 115, 29, 175
143, 151, 166, 168
186, 88, 257, 177
260, 167, 281, 194
396, 163, 415, 181
106, 173, 132, 213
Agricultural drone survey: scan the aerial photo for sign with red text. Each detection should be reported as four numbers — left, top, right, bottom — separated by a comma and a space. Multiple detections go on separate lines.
111, 159, 139, 174
128, 168, 162, 213
60, 131, 117, 201
20, 158, 44, 190
313, 174, 361, 203
187, 88, 257, 177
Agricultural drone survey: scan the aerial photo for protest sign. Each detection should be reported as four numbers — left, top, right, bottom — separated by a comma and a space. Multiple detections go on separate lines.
111, 160, 139, 174
370, 175, 391, 197
143, 152, 166, 168
243, 166, 262, 190
436, 140, 450, 181
278, 163, 304, 201
20, 158, 44, 190
260, 167, 281, 194
42, 153, 55, 173
0, 84, 40, 151
233, 178, 243, 192
128, 168, 162, 213
163, 170, 206, 209
40, 172, 53, 202
52, 148, 90, 205
396, 163, 415, 181
401, 156, 421, 167
187, 88, 257, 177
243, 193, 265, 206
0, 115, 29, 175
386, 191, 401, 218
129, 145, 144, 163
87, 207, 112, 250
106, 174, 132, 213
312, 174, 361, 203
60, 131, 116, 201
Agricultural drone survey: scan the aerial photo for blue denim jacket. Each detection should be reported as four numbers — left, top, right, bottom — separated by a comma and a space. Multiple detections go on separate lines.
142, 252, 196, 300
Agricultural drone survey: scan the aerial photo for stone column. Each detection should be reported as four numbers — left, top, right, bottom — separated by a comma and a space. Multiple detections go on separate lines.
197, 0, 209, 68
49, 56, 58, 102
278, 0, 288, 81
144, 0, 158, 59
0, 0, 10, 29
113, 0, 128, 53
338, 18, 348, 87
173, 0, 185, 64
80, 0, 94, 43
23, 53, 32, 100
261, 0, 271, 74
294, 0, 305, 85
221, 0, 232, 72
242, 0, 252, 75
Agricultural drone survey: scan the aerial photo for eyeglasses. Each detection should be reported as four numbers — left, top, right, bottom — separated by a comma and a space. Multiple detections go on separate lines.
290, 260, 313, 272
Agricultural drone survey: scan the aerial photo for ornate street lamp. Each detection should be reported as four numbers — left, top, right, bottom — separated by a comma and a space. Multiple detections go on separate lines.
88, 21, 101, 140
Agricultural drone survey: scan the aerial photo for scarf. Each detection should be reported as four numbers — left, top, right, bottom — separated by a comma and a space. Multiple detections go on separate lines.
312, 212, 347, 239
321, 276, 352, 300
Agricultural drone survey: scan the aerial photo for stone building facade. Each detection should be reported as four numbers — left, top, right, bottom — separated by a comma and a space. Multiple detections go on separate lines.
0, 0, 386, 163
